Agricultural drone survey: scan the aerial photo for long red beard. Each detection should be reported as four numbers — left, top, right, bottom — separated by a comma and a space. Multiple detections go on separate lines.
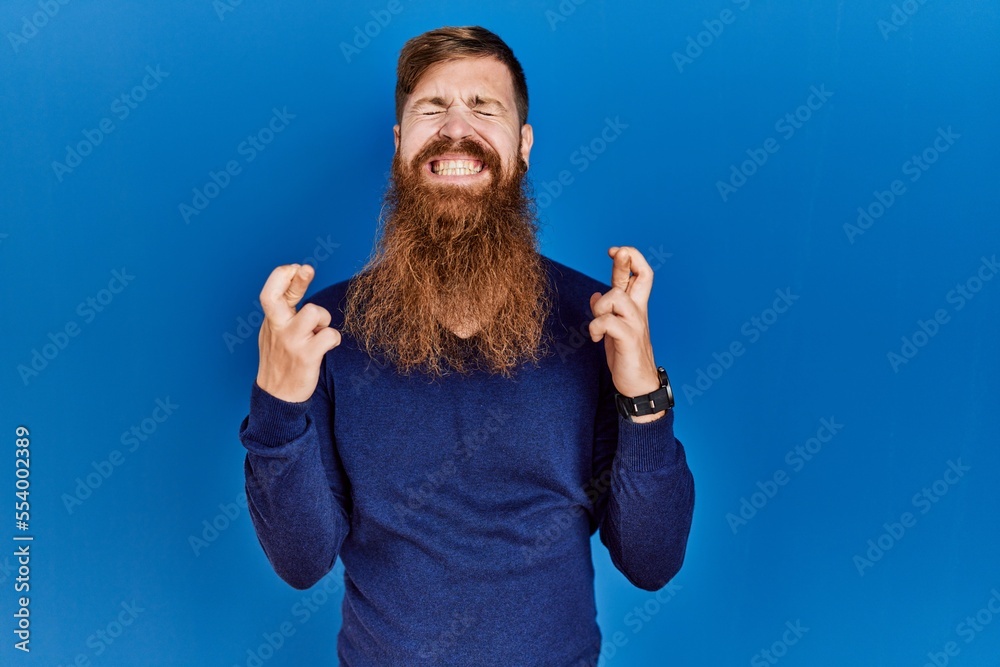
342, 137, 552, 377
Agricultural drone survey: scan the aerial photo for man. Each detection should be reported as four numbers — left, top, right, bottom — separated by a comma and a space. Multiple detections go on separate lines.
240, 26, 694, 666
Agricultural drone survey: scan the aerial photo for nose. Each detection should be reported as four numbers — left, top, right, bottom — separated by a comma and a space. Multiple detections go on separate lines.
438, 107, 475, 141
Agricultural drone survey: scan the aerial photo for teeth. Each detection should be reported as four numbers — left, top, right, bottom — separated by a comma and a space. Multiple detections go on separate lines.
432, 159, 483, 175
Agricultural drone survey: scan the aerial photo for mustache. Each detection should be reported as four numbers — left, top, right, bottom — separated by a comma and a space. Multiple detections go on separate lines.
410, 137, 503, 175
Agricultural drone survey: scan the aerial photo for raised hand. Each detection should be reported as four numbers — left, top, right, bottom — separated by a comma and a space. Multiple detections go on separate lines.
256, 264, 342, 403
588, 246, 661, 403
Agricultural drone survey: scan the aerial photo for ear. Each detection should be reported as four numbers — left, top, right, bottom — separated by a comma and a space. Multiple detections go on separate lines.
519, 123, 534, 168
393, 124, 401, 153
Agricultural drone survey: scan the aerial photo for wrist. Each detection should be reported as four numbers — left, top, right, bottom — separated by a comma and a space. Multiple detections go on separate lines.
614, 366, 674, 422
629, 410, 666, 424
255, 375, 311, 404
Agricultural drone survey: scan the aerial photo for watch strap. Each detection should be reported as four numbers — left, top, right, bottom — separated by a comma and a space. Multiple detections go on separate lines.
615, 366, 674, 420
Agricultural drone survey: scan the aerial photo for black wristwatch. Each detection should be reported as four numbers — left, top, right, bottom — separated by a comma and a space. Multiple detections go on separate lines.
615, 366, 674, 421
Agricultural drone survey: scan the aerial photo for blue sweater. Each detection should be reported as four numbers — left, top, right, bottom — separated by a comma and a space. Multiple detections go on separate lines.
239, 256, 695, 666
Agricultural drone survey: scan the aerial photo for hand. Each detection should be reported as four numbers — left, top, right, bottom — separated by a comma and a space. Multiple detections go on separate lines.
256, 264, 342, 403
589, 246, 660, 402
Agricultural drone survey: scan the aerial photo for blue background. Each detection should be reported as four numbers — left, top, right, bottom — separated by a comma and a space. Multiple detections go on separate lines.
2, 0, 998, 665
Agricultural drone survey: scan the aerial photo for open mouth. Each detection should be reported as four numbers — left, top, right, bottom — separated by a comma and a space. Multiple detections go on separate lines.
429, 158, 486, 177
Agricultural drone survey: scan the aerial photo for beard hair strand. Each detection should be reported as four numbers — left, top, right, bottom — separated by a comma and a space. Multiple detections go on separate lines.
342, 137, 553, 378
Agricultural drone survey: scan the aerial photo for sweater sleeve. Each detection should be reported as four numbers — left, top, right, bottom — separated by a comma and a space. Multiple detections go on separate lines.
592, 359, 695, 591
238, 359, 351, 590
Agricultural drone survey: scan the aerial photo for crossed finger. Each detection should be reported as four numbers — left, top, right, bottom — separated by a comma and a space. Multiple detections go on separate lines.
608, 246, 653, 310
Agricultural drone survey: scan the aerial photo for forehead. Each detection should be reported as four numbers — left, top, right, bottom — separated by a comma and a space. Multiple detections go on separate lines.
406, 57, 516, 107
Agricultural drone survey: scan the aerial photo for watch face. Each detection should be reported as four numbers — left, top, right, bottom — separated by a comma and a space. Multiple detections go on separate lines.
664, 383, 675, 409
658, 367, 675, 409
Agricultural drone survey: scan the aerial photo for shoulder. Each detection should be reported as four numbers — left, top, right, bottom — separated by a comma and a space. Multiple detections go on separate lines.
541, 254, 610, 306
539, 255, 610, 339
302, 275, 354, 329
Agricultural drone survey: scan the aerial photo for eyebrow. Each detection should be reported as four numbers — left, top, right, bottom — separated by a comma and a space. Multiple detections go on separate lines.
468, 95, 506, 111
411, 96, 448, 109
410, 95, 507, 112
